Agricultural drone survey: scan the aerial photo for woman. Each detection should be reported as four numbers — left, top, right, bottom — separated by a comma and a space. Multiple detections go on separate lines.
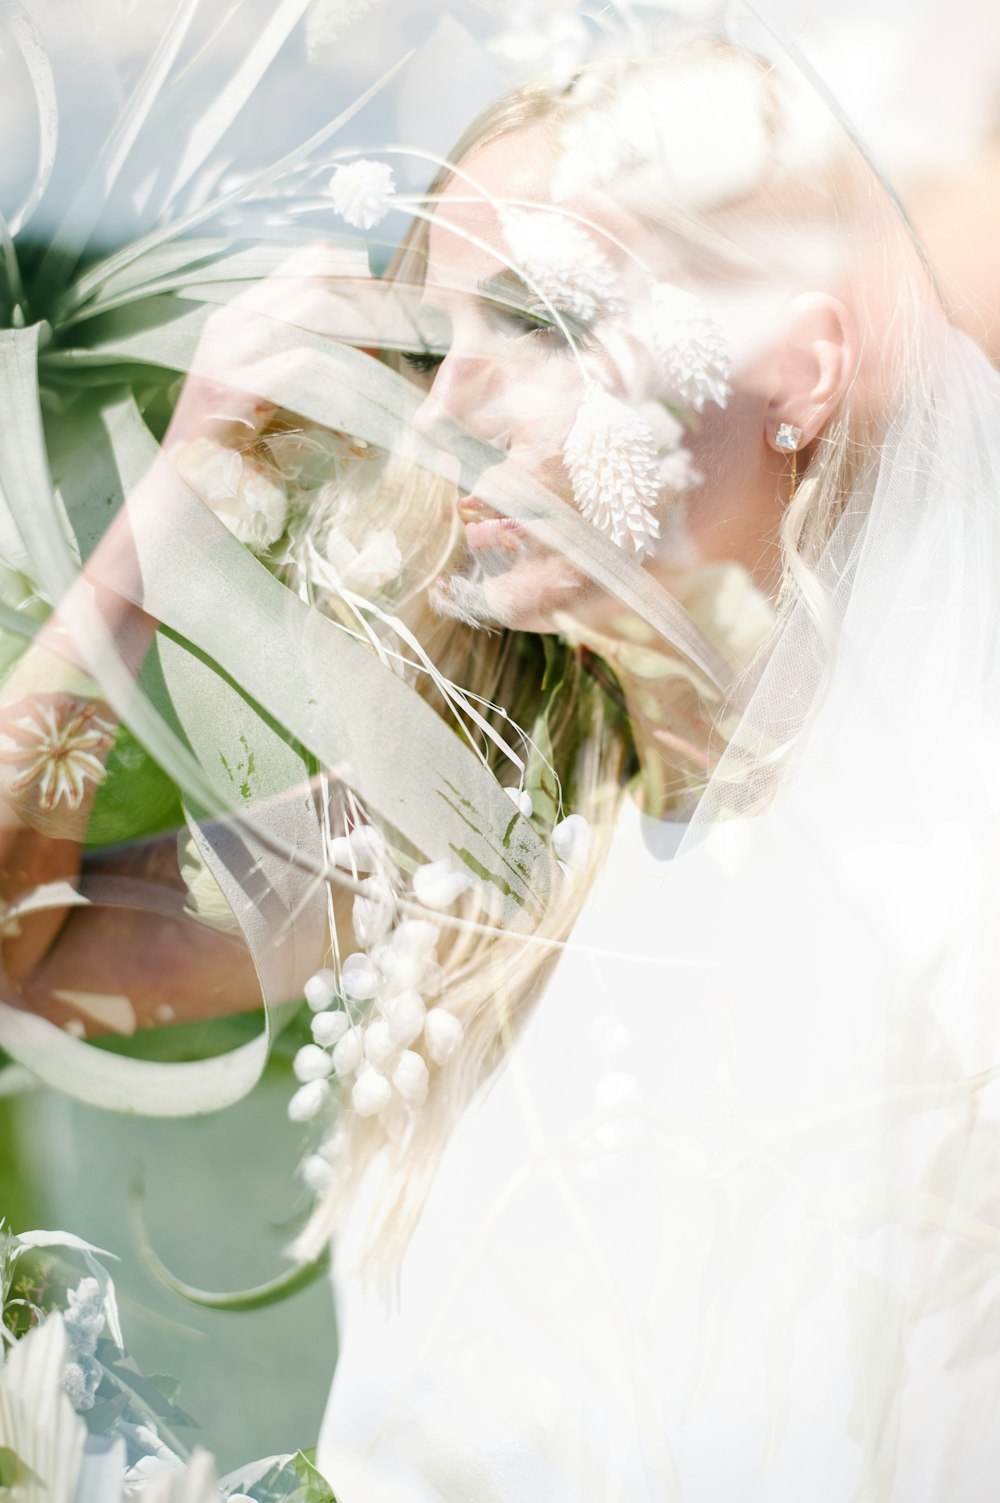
304, 30, 1000, 1503
1, 13, 999, 1501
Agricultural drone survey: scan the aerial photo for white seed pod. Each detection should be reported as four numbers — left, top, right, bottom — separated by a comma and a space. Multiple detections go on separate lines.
505, 787, 533, 818
349, 824, 386, 871
303, 968, 338, 1012
424, 1007, 463, 1065
288, 1078, 331, 1123
301, 1153, 335, 1193
385, 988, 426, 1048
372, 943, 425, 997
352, 1066, 392, 1116
332, 1027, 364, 1077
341, 952, 378, 1001
293, 1044, 334, 1084
363, 1017, 396, 1070
390, 918, 440, 957
392, 1050, 429, 1106
352, 875, 395, 947
413, 858, 474, 910
311, 1009, 350, 1048
552, 813, 593, 872
563, 389, 662, 556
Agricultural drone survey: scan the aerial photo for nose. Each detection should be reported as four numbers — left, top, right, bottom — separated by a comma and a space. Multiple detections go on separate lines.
413, 346, 508, 449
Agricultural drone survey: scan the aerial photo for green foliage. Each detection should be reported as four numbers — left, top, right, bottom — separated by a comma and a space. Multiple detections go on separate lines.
0, 1446, 42, 1489
85, 722, 183, 845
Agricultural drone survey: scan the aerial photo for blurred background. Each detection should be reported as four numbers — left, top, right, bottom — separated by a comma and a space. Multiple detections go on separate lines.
2, 0, 999, 1472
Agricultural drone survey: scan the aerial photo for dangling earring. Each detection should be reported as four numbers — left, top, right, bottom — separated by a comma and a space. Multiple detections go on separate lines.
774, 422, 803, 503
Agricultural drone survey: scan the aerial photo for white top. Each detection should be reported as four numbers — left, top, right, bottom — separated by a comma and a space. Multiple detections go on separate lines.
316, 793, 1000, 1502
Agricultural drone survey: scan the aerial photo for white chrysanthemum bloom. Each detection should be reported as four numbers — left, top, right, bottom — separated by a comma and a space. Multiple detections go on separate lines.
63, 1277, 105, 1354
172, 437, 288, 552
303, 968, 339, 1012
341, 952, 379, 1001
505, 786, 533, 817
293, 1044, 334, 1083
0, 700, 114, 812
329, 159, 396, 230
312, 1008, 350, 1047
650, 284, 732, 413
563, 389, 662, 555
332, 1027, 364, 1076
323, 527, 403, 590
500, 209, 625, 325
412, 858, 475, 910
392, 1050, 429, 1106
423, 1007, 463, 1065
288, 1078, 331, 1122
352, 1065, 392, 1116
552, 812, 593, 871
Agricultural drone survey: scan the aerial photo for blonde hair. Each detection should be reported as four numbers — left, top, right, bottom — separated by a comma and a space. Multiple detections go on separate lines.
289, 36, 937, 1286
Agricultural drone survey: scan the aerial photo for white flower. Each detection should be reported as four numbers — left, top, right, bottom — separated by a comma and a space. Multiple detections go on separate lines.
63, 1276, 105, 1353
61, 1353, 101, 1411
505, 786, 533, 818
362, 1017, 396, 1069
328, 159, 396, 230
311, 1008, 349, 1047
352, 874, 395, 947
352, 1065, 392, 1116
500, 209, 625, 326
0, 699, 114, 812
383, 987, 426, 1048
392, 1050, 429, 1105
287, 1078, 331, 1122
423, 1007, 463, 1065
649, 284, 732, 413
412, 858, 475, 910
552, 813, 592, 871
341, 952, 378, 1001
324, 527, 402, 590
303, 968, 338, 1011
293, 1044, 334, 1083
0, 1314, 85, 1503
331, 1027, 364, 1076
563, 390, 662, 555
171, 437, 288, 552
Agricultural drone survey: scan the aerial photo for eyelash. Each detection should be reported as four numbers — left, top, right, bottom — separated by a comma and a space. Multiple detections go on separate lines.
401, 304, 591, 375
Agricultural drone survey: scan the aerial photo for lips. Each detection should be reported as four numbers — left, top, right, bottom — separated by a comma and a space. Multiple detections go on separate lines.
457, 495, 523, 551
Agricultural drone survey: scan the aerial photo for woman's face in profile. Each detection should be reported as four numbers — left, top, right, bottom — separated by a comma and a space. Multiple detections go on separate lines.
411, 122, 782, 635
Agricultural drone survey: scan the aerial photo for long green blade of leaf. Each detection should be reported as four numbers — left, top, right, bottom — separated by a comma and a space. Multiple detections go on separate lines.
0, 0, 58, 237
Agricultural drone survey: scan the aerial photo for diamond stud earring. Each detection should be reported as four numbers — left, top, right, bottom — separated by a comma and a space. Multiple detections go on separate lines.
773, 423, 803, 502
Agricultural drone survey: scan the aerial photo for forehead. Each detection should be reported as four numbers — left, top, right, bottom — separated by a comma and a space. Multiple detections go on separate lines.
425, 127, 562, 284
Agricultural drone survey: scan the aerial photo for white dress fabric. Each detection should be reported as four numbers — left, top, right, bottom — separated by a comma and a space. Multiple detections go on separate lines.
316, 779, 1000, 1502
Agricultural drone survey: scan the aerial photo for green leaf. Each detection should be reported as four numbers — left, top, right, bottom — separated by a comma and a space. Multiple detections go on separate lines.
97, 1344, 201, 1428
147, 1371, 183, 1406
292, 1450, 338, 1503
85, 722, 183, 845
0, 0, 59, 240
0, 1445, 42, 1489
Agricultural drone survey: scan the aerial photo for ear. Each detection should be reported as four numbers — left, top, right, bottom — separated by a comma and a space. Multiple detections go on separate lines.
765, 293, 856, 449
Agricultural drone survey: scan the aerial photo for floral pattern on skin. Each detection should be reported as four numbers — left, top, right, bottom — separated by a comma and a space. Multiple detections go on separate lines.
0, 698, 115, 813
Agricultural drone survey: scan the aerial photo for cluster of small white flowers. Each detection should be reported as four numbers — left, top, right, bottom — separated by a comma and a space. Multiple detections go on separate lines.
649, 283, 732, 414
563, 389, 663, 556
60, 1276, 105, 1412
500, 209, 625, 326
287, 822, 475, 1132
328, 159, 396, 231
171, 436, 289, 553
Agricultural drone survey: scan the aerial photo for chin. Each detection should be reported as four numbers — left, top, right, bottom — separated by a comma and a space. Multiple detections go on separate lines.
430, 544, 591, 633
